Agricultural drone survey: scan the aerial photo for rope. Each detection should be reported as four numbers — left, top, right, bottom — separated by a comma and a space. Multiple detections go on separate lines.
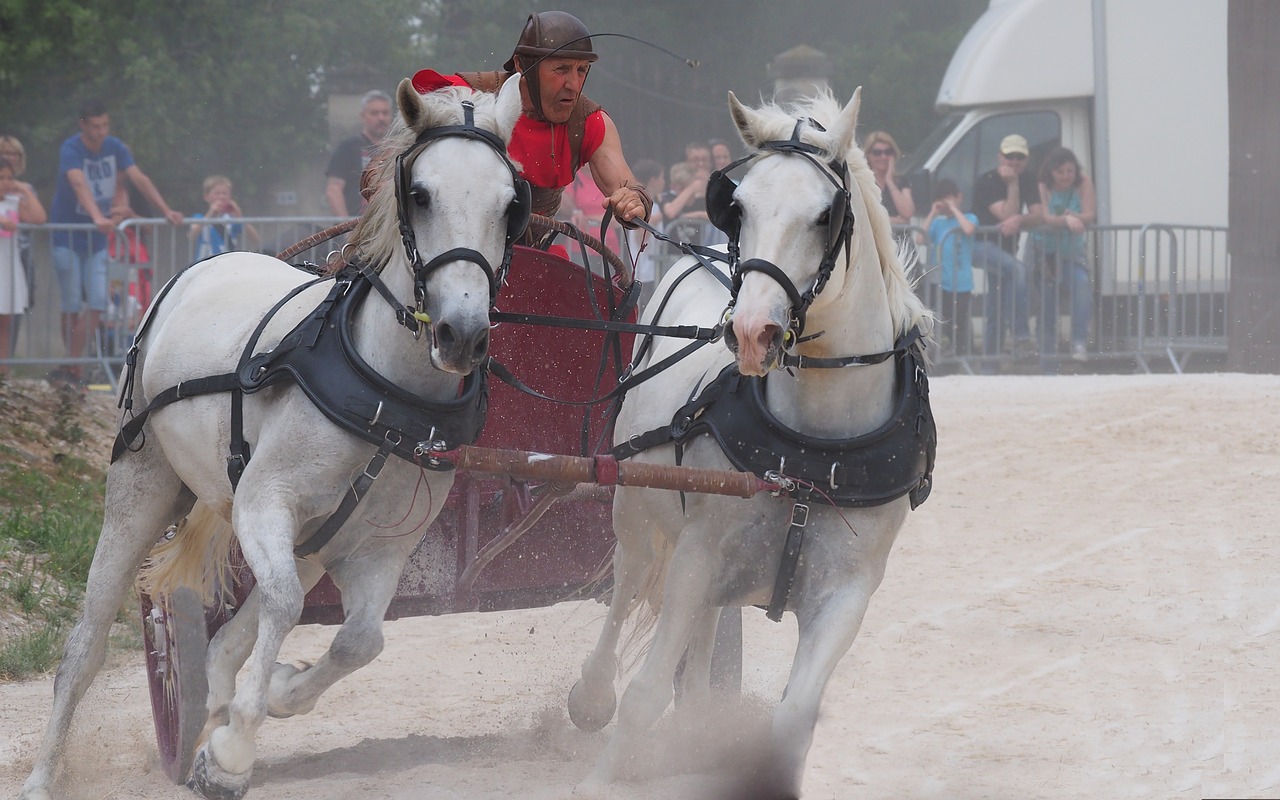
276, 219, 357, 262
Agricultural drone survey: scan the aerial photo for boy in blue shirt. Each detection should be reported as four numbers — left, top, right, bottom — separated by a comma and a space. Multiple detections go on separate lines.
924, 179, 978, 355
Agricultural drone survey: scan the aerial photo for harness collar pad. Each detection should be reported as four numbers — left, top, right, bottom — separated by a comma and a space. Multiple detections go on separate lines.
666, 339, 936, 508
238, 274, 488, 466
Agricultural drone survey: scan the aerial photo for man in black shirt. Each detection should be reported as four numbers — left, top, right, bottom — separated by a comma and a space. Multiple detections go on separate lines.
325, 90, 393, 217
971, 134, 1038, 357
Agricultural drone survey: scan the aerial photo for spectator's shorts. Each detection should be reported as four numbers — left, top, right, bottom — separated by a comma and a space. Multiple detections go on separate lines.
51, 246, 109, 314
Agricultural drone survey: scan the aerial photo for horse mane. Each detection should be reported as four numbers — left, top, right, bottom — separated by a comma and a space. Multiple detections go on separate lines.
346, 86, 516, 272
742, 91, 934, 341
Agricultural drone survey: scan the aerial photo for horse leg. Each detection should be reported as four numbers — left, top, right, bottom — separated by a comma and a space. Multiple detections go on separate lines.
20, 452, 192, 800
570, 496, 659, 731
265, 540, 413, 718
204, 558, 326, 723
765, 580, 882, 798
583, 529, 718, 787
672, 605, 721, 719
188, 503, 303, 800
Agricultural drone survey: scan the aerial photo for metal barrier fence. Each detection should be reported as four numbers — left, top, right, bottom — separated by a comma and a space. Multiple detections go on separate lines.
1, 216, 1230, 386
909, 223, 1230, 375
1, 216, 349, 388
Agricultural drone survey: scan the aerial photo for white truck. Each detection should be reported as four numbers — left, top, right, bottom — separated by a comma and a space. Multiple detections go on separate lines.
904, 0, 1229, 362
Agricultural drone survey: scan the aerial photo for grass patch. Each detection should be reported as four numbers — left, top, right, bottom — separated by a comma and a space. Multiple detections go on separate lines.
0, 408, 110, 680
0, 621, 68, 680
0, 455, 105, 588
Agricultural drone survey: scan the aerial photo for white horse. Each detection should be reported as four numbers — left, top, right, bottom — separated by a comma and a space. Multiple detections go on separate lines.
570, 88, 936, 798
20, 76, 529, 800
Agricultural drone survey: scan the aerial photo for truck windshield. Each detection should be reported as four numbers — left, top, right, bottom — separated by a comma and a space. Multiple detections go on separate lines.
898, 113, 963, 174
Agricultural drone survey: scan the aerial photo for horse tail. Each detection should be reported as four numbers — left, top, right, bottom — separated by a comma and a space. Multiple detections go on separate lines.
619, 532, 676, 665
136, 502, 236, 606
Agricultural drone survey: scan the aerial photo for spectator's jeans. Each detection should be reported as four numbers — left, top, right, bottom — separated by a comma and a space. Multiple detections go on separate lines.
51, 246, 109, 314
1036, 254, 1093, 353
971, 240, 1030, 354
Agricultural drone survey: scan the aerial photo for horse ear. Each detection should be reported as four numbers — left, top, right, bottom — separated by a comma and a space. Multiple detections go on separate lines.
834, 86, 863, 157
728, 90, 767, 150
397, 78, 428, 131
494, 73, 523, 143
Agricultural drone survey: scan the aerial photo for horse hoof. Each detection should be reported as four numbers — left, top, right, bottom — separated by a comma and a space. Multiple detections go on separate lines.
266, 662, 311, 718
567, 678, 616, 732
187, 745, 251, 800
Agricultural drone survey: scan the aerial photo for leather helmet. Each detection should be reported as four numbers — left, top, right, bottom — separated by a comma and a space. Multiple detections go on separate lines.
502, 11, 597, 71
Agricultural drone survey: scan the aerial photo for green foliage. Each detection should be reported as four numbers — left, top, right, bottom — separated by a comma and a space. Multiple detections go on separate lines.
0, 620, 67, 680
0, 0, 984, 217
0, 453, 104, 587
0, 0, 434, 212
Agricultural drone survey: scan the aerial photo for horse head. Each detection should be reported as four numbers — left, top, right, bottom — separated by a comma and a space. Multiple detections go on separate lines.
716, 89, 867, 376
353, 75, 527, 376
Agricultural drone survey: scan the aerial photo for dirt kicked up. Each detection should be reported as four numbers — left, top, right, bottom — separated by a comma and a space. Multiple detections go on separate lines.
2, 373, 1278, 800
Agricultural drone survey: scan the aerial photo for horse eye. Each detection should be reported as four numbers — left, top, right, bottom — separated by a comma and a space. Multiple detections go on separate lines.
816, 208, 832, 227
410, 187, 430, 209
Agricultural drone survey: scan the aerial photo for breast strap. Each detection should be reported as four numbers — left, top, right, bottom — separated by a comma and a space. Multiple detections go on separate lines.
614, 340, 936, 509
236, 273, 489, 465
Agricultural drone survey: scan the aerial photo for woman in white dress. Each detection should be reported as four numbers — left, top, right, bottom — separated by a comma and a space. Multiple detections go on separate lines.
0, 157, 47, 368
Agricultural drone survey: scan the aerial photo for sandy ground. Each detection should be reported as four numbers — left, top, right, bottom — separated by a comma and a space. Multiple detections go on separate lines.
2, 373, 1278, 800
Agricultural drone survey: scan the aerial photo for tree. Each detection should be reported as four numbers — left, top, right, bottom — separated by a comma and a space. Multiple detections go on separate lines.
0, 0, 984, 213
0, 0, 433, 212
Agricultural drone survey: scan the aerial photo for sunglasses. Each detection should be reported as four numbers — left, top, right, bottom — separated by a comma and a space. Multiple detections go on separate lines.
1001, 152, 1028, 161
868, 147, 895, 157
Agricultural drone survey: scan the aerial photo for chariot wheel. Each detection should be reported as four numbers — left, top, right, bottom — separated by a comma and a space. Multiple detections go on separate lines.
140, 587, 226, 783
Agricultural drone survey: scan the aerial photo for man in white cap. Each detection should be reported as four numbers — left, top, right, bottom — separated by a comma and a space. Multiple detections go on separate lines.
971, 133, 1040, 360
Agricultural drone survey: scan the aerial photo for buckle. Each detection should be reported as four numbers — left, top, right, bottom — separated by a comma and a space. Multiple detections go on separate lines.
789, 503, 810, 528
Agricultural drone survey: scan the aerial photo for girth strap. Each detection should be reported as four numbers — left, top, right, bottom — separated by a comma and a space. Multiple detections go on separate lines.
293, 431, 399, 558
766, 502, 809, 622
112, 373, 241, 463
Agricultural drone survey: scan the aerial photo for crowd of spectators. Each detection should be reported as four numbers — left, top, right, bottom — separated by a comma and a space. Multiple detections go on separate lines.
1, 95, 1101, 388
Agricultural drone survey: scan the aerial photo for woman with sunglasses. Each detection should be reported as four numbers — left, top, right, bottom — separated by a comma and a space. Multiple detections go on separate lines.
862, 131, 915, 224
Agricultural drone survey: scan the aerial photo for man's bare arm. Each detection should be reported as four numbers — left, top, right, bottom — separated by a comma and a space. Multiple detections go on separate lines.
587, 114, 650, 225
326, 177, 349, 217
124, 164, 183, 224
65, 168, 113, 232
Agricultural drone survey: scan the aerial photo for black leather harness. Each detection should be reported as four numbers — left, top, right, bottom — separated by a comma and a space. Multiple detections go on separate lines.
614, 330, 935, 510
612, 328, 936, 621
112, 266, 488, 558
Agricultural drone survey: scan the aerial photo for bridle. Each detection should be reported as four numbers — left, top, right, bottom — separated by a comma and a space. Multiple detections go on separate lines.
705, 118, 855, 344
391, 100, 532, 330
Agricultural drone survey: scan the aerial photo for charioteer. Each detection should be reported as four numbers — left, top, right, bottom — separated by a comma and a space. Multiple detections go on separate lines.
410, 10, 652, 233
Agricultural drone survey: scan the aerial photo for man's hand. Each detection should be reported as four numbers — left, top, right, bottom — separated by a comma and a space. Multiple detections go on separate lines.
606, 184, 649, 224
998, 214, 1022, 238
998, 163, 1018, 183
164, 209, 185, 225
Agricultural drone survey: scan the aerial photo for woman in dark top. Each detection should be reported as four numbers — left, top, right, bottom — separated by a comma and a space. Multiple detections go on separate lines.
863, 131, 915, 223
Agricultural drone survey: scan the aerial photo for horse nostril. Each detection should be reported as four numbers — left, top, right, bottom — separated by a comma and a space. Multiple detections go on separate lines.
436, 323, 456, 351
760, 323, 783, 353
473, 331, 489, 360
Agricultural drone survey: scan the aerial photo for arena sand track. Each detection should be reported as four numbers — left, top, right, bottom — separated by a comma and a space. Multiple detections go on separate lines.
3, 373, 1278, 799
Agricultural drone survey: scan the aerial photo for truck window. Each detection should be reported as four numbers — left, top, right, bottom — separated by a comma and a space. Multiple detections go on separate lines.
935, 111, 1061, 207
898, 113, 963, 176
